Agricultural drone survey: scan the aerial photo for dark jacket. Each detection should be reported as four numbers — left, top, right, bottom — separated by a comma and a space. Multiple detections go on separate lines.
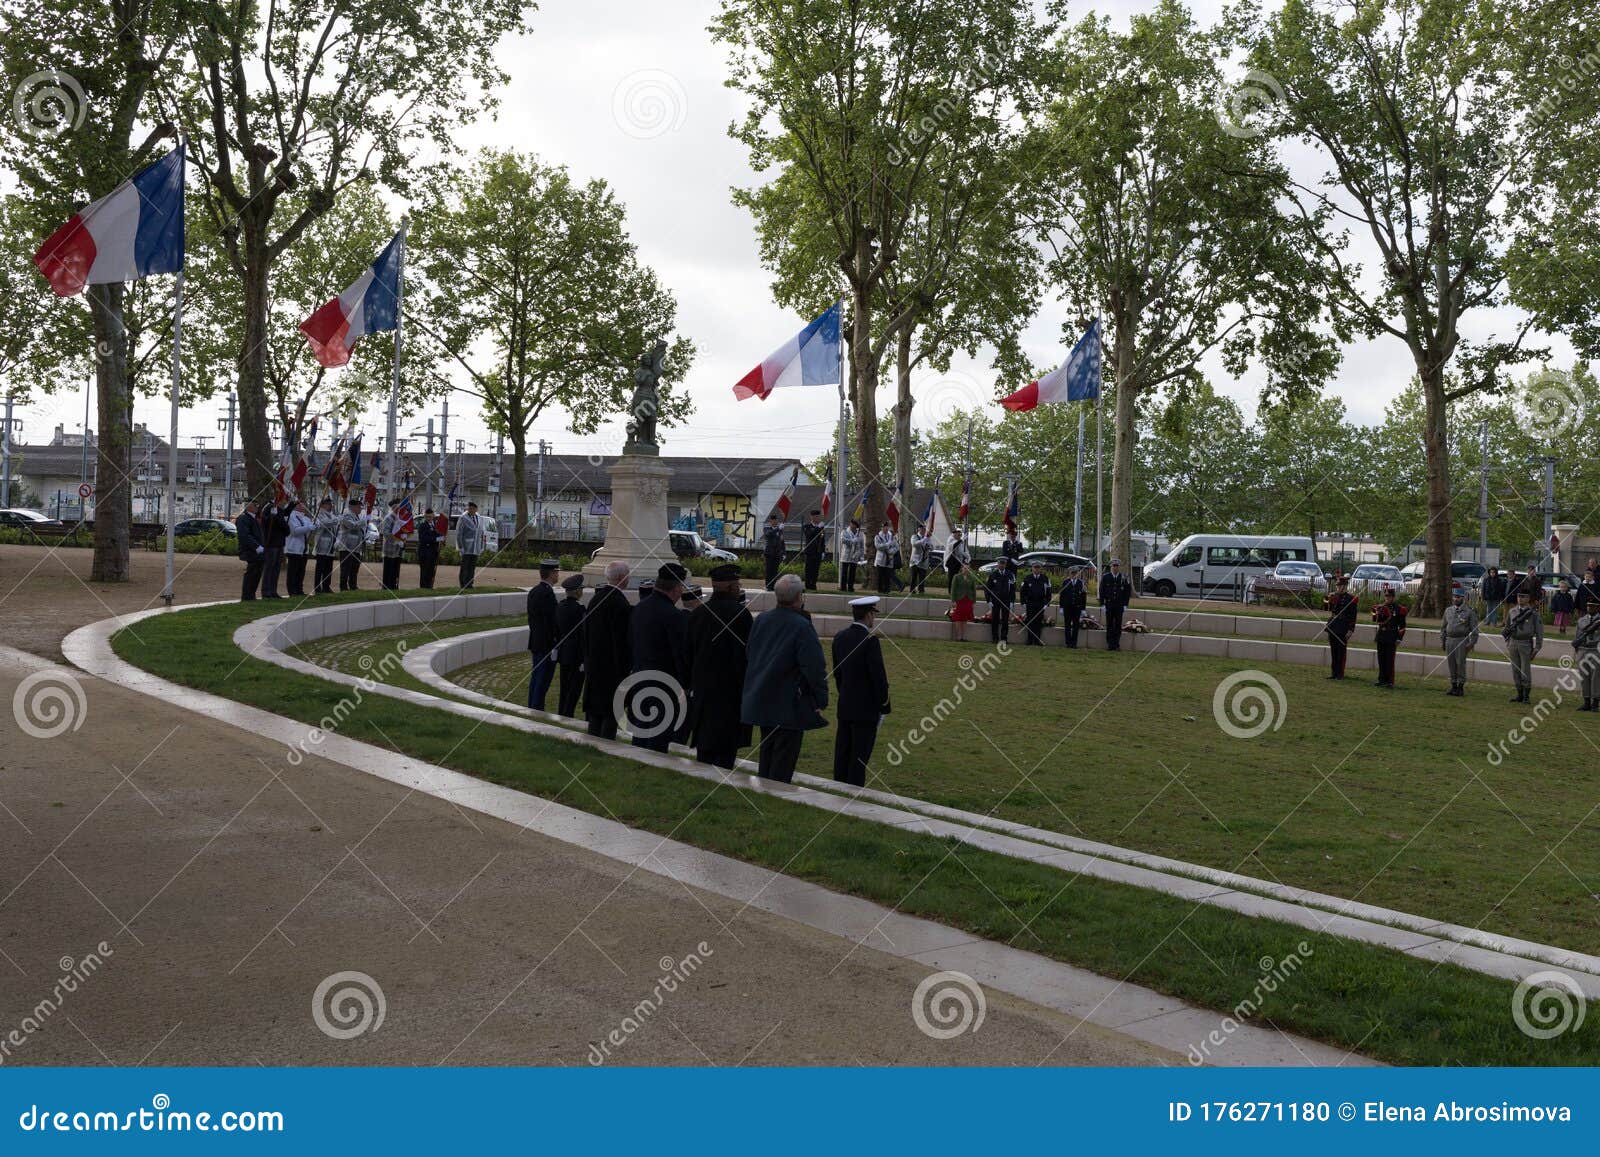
416, 522, 440, 562
582, 584, 633, 716
687, 593, 754, 748
1100, 571, 1133, 609
762, 523, 786, 561
526, 581, 559, 653
741, 605, 828, 730
985, 568, 1016, 606
1001, 537, 1023, 563
1482, 572, 1506, 602
832, 622, 890, 724
1326, 591, 1358, 637
236, 511, 264, 560
802, 521, 825, 559
1020, 572, 1051, 607
1059, 577, 1087, 612
556, 596, 586, 666
630, 590, 689, 685
263, 503, 291, 550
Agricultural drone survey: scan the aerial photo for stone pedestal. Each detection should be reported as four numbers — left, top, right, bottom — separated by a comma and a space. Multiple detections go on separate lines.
583, 455, 675, 589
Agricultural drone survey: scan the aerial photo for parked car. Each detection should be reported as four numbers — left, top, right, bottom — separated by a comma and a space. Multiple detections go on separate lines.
669, 529, 737, 562
1141, 534, 1317, 598
1399, 559, 1486, 594
979, 550, 1098, 578
1347, 563, 1407, 595
173, 517, 237, 539
0, 508, 63, 531
1246, 559, 1329, 602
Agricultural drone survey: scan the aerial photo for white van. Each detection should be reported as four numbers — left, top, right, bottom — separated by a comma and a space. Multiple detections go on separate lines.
1141, 534, 1318, 599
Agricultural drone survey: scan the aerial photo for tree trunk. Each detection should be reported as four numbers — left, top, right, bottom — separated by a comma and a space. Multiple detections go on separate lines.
510, 430, 529, 549
892, 321, 915, 549
1418, 363, 1453, 617
1109, 309, 1137, 569
88, 284, 131, 582
236, 232, 276, 503
849, 241, 886, 534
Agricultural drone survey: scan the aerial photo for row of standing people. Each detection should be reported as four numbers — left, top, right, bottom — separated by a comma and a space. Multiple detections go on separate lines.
527, 561, 890, 787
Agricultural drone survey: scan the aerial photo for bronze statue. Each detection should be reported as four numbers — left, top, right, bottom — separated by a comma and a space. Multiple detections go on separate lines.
624, 340, 667, 456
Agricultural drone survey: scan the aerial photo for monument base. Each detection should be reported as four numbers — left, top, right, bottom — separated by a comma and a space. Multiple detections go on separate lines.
582, 455, 676, 589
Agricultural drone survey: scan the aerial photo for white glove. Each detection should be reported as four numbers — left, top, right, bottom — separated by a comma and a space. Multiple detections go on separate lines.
256, 546, 264, 556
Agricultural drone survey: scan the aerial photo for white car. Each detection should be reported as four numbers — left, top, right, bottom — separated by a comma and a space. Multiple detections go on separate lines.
1347, 563, 1406, 595
1245, 560, 1329, 602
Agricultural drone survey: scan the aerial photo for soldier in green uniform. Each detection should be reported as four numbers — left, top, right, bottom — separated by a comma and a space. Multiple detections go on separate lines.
1439, 588, 1480, 696
1573, 604, 1600, 711
1501, 588, 1544, 704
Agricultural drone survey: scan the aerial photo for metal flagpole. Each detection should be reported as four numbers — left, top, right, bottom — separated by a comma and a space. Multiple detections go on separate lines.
161, 267, 183, 605
1072, 406, 1085, 554
835, 297, 846, 568
1094, 393, 1103, 573
384, 218, 407, 516
962, 418, 972, 538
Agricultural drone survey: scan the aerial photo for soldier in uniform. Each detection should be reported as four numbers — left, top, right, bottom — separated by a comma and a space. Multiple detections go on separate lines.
686, 563, 753, 768
1573, 602, 1600, 711
1058, 566, 1087, 648
1439, 587, 1480, 696
555, 574, 587, 718
336, 497, 366, 591
1099, 558, 1133, 651
761, 513, 786, 590
1371, 586, 1407, 688
583, 561, 633, 739
379, 499, 405, 591
1323, 575, 1358, 679
628, 562, 691, 752
415, 508, 440, 590
831, 596, 890, 786
985, 558, 1016, 644
1501, 588, 1543, 703
839, 519, 865, 592
455, 501, 485, 589
801, 509, 825, 591
526, 560, 560, 711
1019, 560, 1052, 646
1001, 527, 1024, 567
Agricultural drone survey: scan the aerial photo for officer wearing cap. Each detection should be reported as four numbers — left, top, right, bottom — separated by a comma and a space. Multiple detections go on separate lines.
526, 559, 561, 711
985, 558, 1016, 644
762, 513, 786, 590
1502, 587, 1543, 704
1058, 565, 1087, 648
555, 573, 587, 717
1019, 560, 1052, 646
686, 563, 754, 768
1099, 557, 1133, 651
1440, 586, 1480, 697
832, 596, 890, 786
455, 501, 485, 589
801, 509, 826, 591
1324, 574, 1358, 679
628, 562, 692, 751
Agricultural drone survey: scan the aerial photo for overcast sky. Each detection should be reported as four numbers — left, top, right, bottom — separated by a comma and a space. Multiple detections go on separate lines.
13, 0, 1572, 463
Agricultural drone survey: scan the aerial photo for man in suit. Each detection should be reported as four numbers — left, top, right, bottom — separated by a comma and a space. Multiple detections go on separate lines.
985, 558, 1016, 644
526, 559, 561, 711
336, 498, 366, 591
416, 508, 440, 589
741, 573, 829, 783
583, 561, 633, 739
628, 562, 692, 752
686, 563, 754, 768
761, 513, 786, 590
1058, 566, 1087, 648
801, 509, 825, 591
1324, 575, 1358, 678
1099, 557, 1133, 650
555, 573, 587, 717
236, 500, 266, 601
831, 596, 891, 787
260, 497, 291, 598
1440, 587, 1480, 696
1019, 561, 1052, 646
456, 501, 485, 589
379, 499, 405, 591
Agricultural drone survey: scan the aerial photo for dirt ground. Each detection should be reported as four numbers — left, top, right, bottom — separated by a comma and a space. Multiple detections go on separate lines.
0, 542, 1170, 1065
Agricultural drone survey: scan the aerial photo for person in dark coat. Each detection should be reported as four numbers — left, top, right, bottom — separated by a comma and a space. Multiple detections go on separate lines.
1482, 566, 1506, 625
831, 596, 890, 787
801, 510, 825, 591
416, 509, 440, 589
1099, 557, 1133, 650
685, 563, 753, 768
236, 500, 266, 602
1000, 528, 1024, 567
526, 559, 560, 711
555, 573, 587, 717
985, 559, 1016, 644
1058, 567, 1087, 648
1019, 561, 1052, 646
741, 573, 829, 783
761, 513, 786, 590
627, 562, 692, 752
583, 562, 634, 739
260, 497, 291, 598
1324, 575, 1358, 679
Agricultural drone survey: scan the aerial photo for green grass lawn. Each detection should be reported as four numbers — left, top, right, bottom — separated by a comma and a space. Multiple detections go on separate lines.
108, 595, 1600, 1065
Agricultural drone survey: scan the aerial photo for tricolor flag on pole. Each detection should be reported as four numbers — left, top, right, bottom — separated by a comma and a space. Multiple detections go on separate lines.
347, 434, 364, 488
1003, 478, 1020, 532
958, 476, 970, 523
885, 481, 902, 534
299, 229, 404, 368
921, 484, 938, 537
820, 466, 833, 520
999, 319, 1103, 411
733, 303, 843, 400
775, 467, 799, 520
33, 146, 186, 296
394, 494, 416, 542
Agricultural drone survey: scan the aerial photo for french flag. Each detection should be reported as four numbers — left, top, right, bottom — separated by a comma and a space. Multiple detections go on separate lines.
394, 495, 416, 542
820, 467, 833, 519
958, 476, 970, 523
1000, 319, 1103, 411
775, 467, 799, 520
34, 146, 185, 297
885, 481, 902, 533
300, 229, 404, 368
1003, 479, 1020, 531
921, 483, 938, 537
733, 302, 842, 400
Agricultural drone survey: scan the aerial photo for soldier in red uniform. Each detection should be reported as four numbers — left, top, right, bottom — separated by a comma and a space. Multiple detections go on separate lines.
1324, 575, 1358, 679
1372, 586, 1408, 688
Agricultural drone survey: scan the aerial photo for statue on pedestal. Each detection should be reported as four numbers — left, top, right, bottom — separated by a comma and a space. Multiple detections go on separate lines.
624, 340, 667, 456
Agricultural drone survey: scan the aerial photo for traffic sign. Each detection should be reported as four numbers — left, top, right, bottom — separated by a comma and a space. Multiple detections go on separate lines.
77, 482, 93, 499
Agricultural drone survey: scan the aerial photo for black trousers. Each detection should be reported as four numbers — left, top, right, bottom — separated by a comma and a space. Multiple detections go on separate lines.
527, 650, 556, 711
240, 557, 264, 601
764, 555, 781, 589
910, 565, 928, 593
1329, 633, 1348, 677
1023, 603, 1047, 645
338, 551, 361, 591
285, 553, 308, 597
803, 552, 821, 590
840, 563, 857, 591
261, 547, 283, 596
312, 554, 333, 595
459, 553, 478, 589
990, 602, 1011, 642
876, 565, 892, 593
381, 556, 401, 591
586, 709, 619, 740
1062, 609, 1082, 647
418, 555, 437, 589
1104, 605, 1125, 650
557, 662, 584, 717
756, 726, 803, 783
832, 719, 878, 786
1376, 636, 1398, 684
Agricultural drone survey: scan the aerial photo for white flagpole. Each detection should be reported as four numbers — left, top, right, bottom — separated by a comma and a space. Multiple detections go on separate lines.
1094, 392, 1103, 574
1072, 406, 1085, 554
161, 267, 183, 606
384, 218, 407, 518
834, 297, 846, 571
